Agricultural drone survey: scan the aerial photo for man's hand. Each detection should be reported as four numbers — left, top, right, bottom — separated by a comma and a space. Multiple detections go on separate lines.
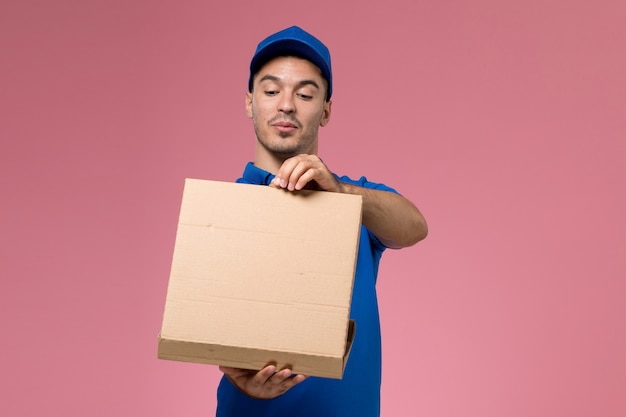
272, 154, 343, 192
271, 153, 428, 248
220, 365, 307, 400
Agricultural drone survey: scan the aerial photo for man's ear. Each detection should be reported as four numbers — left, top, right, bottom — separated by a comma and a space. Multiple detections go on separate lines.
245, 91, 253, 119
320, 99, 332, 127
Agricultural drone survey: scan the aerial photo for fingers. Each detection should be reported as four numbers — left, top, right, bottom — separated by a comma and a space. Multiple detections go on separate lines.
254, 366, 305, 391
273, 154, 339, 192
254, 364, 278, 384
273, 156, 309, 190
219, 365, 307, 399
268, 180, 281, 189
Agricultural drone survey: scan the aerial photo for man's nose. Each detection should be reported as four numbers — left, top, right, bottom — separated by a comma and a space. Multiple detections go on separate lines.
277, 93, 295, 113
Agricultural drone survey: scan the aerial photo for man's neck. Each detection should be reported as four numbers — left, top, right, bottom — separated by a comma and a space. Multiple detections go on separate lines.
253, 152, 287, 174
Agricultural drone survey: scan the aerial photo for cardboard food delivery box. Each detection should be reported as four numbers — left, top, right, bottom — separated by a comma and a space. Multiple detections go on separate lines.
158, 178, 362, 379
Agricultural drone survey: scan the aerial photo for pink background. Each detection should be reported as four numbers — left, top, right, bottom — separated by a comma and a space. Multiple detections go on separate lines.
2, 1, 625, 416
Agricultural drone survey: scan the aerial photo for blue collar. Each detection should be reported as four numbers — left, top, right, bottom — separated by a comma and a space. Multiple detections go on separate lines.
237, 162, 275, 186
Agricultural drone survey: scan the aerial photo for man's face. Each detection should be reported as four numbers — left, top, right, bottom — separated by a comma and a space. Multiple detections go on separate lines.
246, 56, 331, 158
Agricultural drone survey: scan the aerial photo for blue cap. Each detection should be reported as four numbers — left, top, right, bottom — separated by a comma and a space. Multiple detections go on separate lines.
248, 26, 332, 99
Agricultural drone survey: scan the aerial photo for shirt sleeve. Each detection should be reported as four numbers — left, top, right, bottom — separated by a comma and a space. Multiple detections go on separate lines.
335, 174, 399, 250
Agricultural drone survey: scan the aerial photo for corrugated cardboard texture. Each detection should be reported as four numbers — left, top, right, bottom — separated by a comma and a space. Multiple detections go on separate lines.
158, 179, 362, 379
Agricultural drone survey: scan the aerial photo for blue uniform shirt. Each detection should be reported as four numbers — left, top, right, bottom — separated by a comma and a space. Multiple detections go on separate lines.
216, 162, 397, 417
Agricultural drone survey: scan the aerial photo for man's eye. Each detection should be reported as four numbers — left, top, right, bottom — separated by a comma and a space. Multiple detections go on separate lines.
265, 90, 278, 96
298, 94, 312, 100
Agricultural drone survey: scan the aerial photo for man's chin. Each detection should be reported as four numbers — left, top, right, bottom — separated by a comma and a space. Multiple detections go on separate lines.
257, 135, 311, 158
262, 142, 301, 157
270, 148, 300, 158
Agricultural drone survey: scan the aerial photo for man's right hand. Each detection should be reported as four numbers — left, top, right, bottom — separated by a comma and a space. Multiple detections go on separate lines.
219, 365, 307, 399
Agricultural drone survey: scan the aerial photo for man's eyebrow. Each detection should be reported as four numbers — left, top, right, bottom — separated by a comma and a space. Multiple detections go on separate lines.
296, 79, 321, 90
258, 75, 320, 90
258, 74, 281, 84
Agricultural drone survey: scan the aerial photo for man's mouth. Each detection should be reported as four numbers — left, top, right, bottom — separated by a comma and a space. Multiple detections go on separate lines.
271, 119, 299, 133
273, 121, 296, 128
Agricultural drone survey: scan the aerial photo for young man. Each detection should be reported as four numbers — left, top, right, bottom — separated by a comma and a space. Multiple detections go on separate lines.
216, 26, 428, 417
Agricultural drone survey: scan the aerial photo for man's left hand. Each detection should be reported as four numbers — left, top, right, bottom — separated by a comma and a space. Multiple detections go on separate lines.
272, 154, 343, 192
